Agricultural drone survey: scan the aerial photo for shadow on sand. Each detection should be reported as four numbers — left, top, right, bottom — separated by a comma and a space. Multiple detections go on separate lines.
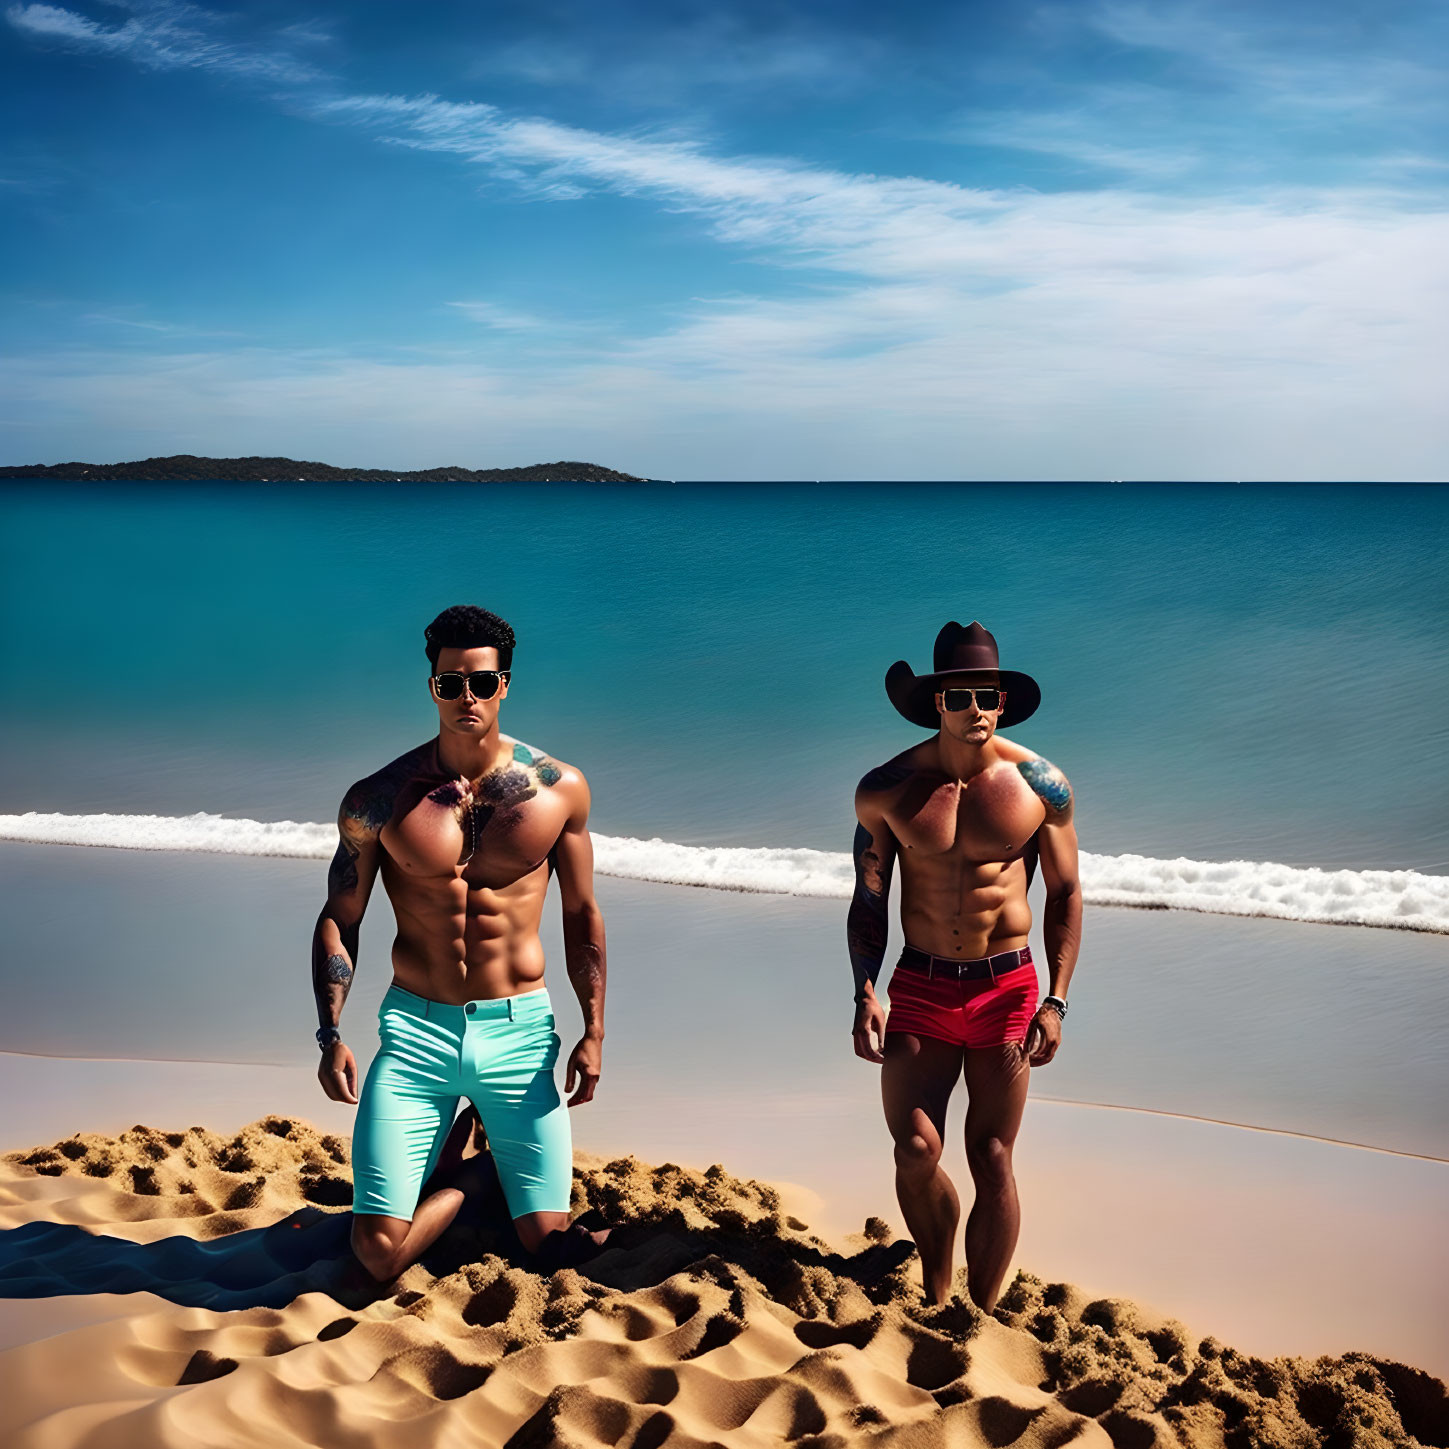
0, 1175, 919, 1319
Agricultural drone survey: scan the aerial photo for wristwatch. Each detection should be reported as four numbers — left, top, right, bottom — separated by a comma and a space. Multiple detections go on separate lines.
316, 1025, 342, 1050
1039, 995, 1068, 1019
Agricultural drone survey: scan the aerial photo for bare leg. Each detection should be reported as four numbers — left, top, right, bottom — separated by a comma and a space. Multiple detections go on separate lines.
961, 1042, 1031, 1312
436, 1111, 603, 1259
882, 1032, 965, 1304
351, 1191, 467, 1283
514, 1210, 611, 1264
352, 1101, 475, 1282
430, 1102, 485, 1177
513, 1210, 571, 1254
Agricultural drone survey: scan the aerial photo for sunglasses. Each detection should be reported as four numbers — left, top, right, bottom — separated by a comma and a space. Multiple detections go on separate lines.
940, 686, 1002, 712
431, 670, 509, 702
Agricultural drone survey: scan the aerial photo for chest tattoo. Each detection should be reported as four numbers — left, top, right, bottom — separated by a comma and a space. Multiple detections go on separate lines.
427, 761, 548, 845
480, 765, 537, 810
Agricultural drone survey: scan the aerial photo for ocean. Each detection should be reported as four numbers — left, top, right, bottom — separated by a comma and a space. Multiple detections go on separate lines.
1, 481, 1446, 1149
2, 482, 1446, 867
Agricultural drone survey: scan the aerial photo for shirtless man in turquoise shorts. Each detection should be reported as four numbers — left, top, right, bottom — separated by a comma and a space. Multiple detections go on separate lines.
311, 604, 607, 1280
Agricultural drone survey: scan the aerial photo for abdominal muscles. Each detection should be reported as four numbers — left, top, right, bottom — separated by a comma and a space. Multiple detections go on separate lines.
898, 856, 1033, 958
381, 855, 551, 1003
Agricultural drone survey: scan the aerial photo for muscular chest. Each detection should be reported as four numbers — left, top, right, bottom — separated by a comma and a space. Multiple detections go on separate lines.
381, 768, 564, 888
894, 768, 1044, 862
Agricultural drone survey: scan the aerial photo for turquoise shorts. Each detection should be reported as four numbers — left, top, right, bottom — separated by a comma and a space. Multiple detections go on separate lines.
351, 983, 572, 1221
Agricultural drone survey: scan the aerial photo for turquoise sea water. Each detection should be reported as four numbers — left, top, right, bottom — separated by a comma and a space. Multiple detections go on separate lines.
2, 482, 1446, 869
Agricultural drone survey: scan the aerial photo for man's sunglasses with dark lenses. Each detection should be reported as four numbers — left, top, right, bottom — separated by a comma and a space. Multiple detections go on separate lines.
431, 670, 509, 702
940, 686, 1002, 713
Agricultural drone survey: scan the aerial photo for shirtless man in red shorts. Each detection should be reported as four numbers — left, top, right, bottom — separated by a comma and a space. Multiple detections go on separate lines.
849, 621, 1081, 1311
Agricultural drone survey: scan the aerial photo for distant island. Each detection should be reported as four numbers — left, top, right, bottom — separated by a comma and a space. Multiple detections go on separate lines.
0, 454, 648, 483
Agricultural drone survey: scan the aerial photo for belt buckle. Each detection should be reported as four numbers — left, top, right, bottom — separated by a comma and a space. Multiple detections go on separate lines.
986, 952, 998, 984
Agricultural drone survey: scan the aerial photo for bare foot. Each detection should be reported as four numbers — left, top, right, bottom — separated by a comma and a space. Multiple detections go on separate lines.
535, 1222, 612, 1271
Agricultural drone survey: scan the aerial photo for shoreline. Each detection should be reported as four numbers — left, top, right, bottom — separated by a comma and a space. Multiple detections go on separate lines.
4, 1048, 1444, 1164
4, 859, 1445, 1161
5, 827, 1447, 936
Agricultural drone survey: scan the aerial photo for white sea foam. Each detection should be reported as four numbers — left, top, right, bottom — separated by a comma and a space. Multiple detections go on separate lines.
1, 811, 1446, 934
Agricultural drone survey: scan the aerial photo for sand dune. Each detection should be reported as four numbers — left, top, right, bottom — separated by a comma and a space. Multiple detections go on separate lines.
1, 1118, 1445, 1448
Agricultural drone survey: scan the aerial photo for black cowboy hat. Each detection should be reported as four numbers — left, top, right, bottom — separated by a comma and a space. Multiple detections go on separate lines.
885, 621, 1041, 730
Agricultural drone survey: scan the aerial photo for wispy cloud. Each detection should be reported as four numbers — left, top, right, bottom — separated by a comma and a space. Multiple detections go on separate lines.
466, 10, 893, 105
5, 0, 325, 84
3, 314, 1444, 479
273, 18, 333, 50
949, 4, 1449, 188
446, 300, 548, 331
78, 307, 248, 338
80, 310, 173, 331
945, 105, 1199, 183
1087, 1, 1445, 106
311, 91, 1023, 277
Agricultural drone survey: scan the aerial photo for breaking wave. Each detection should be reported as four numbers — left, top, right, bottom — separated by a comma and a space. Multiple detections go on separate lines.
1, 811, 1445, 934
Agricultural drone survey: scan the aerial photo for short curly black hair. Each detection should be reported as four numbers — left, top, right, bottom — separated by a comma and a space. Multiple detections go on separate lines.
424, 605, 516, 671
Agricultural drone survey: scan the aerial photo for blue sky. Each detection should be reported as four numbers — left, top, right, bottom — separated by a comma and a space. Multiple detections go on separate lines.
3, 0, 1446, 478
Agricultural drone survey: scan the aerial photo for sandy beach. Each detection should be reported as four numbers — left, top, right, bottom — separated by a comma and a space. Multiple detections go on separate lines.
2, 857, 1447, 1444
2, 1111, 1445, 1449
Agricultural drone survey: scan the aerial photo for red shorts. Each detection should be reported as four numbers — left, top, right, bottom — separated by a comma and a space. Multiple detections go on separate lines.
884, 951, 1039, 1049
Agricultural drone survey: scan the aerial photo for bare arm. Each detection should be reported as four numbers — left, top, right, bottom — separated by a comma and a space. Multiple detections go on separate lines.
552, 773, 606, 1105
311, 785, 386, 1102
849, 776, 900, 1064
1019, 758, 1081, 1066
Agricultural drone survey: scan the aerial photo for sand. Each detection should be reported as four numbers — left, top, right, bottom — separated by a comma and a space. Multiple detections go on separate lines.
1, 1118, 1445, 1448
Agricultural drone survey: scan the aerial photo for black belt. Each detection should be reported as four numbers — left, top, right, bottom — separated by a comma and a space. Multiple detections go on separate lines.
895, 945, 1032, 982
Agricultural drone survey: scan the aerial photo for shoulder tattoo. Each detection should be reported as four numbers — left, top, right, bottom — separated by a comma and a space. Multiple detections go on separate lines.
513, 741, 563, 787
341, 780, 395, 836
1017, 758, 1072, 816
859, 760, 912, 793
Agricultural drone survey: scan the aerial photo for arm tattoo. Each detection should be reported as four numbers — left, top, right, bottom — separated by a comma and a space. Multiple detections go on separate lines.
568, 945, 604, 989
1018, 759, 1073, 816
564, 938, 606, 1034
328, 840, 360, 896
312, 950, 354, 1026
859, 842, 885, 896
847, 823, 894, 1001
